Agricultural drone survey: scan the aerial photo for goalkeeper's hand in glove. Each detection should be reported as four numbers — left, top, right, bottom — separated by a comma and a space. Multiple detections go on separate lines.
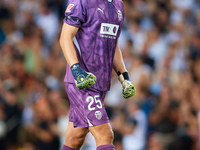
117, 71, 136, 99
71, 63, 96, 89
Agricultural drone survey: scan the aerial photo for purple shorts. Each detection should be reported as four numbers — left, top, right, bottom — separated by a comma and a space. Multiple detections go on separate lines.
65, 83, 110, 128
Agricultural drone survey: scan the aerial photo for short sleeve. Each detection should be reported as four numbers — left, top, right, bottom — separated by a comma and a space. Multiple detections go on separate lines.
117, 2, 125, 37
64, 0, 87, 27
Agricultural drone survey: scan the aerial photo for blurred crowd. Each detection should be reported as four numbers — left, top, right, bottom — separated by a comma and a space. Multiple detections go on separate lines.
0, 0, 200, 150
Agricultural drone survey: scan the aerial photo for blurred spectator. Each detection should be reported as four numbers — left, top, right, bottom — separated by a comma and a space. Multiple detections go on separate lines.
111, 99, 147, 150
35, 1, 59, 47
147, 132, 164, 150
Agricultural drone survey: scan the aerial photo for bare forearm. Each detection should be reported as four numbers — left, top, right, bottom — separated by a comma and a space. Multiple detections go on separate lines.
113, 40, 126, 74
60, 38, 78, 66
60, 23, 79, 67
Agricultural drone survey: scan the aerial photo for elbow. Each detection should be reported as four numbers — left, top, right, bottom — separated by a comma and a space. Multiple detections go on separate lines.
59, 35, 73, 47
59, 36, 67, 50
59, 35, 64, 48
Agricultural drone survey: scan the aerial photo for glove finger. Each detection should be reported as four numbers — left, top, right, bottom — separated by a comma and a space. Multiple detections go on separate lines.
122, 85, 136, 99
77, 74, 96, 89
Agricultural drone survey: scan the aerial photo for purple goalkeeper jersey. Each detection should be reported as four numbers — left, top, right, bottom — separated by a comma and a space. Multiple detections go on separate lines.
64, 0, 124, 91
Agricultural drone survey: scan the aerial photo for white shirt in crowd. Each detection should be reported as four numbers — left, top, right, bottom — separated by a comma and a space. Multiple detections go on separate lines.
122, 110, 147, 150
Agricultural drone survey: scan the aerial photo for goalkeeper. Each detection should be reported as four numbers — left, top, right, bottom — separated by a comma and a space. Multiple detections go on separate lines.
60, 0, 136, 150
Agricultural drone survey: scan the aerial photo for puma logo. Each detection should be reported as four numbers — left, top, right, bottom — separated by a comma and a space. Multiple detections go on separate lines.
98, 8, 104, 14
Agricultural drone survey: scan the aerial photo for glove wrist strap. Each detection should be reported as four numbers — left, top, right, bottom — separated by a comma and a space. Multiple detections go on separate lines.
70, 63, 83, 79
117, 71, 131, 83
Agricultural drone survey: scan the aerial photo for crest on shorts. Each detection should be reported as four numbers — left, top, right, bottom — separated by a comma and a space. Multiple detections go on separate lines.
65, 4, 74, 13
95, 111, 102, 120
118, 10, 122, 21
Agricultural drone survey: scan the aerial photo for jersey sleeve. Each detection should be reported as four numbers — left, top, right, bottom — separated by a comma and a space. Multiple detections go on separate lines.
117, 2, 125, 37
64, 0, 87, 27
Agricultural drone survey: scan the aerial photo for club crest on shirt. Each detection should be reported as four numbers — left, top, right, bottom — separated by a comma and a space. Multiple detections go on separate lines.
118, 10, 122, 21
65, 4, 74, 13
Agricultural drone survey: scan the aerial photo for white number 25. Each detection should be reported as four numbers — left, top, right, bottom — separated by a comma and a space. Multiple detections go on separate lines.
86, 95, 102, 111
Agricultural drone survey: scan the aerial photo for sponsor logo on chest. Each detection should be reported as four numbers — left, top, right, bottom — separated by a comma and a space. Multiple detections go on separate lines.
100, 23, 119, 38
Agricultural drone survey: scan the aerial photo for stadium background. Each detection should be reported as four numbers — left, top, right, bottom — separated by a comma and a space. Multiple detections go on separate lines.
0, 0, 200, 150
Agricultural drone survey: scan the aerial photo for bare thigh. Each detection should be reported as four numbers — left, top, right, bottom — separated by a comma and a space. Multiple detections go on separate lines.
89, 123, 114, 147
64, 122, 89, 149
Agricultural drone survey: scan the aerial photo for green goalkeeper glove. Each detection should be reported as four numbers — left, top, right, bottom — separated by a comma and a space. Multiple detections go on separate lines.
117, 71, 136, 99
71, 63, 96, 89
